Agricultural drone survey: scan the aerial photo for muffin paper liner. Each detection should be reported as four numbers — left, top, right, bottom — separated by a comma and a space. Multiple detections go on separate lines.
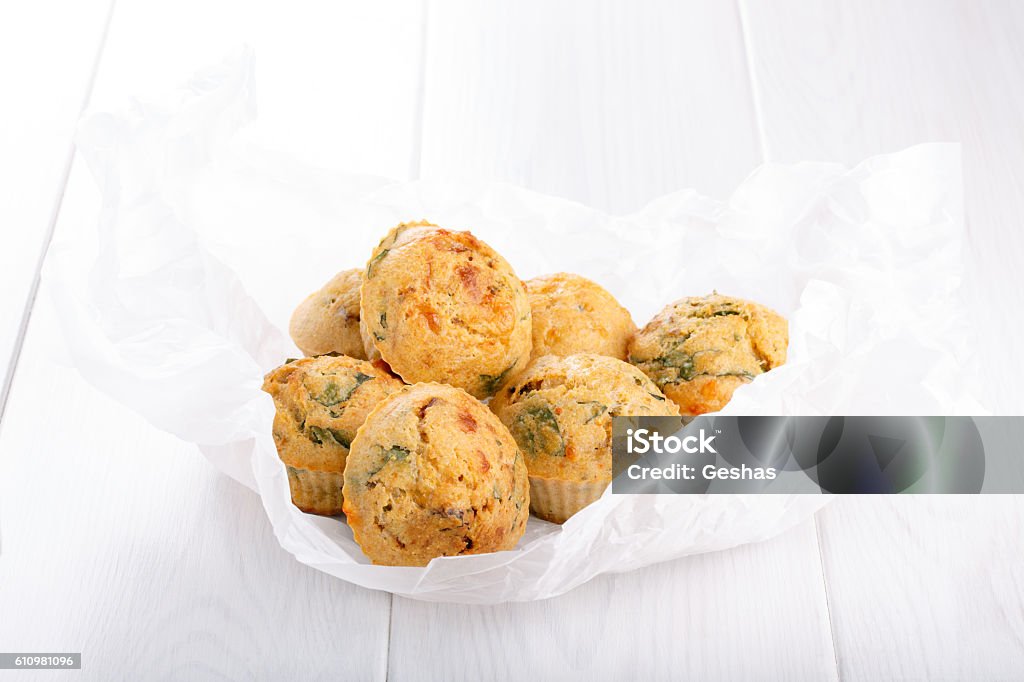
286, 466, 345, 517
47, 51, 983, 603
528, 477, 608, 524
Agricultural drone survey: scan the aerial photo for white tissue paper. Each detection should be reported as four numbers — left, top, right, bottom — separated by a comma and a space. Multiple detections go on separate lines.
46, 52, 983, 603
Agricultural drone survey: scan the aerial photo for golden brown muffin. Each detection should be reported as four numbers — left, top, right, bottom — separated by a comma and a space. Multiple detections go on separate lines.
342, 383, 529, 566
628, 293, 788, 416
490, 353, 679, 523
525, 273, 636, 361
289, 268, 366, 359
359, 221, 532, 399
262, 356, 404, 515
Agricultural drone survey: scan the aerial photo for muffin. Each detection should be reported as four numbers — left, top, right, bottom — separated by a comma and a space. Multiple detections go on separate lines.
289, 268, 366, 359
359, 221, 532, 399
628, 293, 788, 416
525, 273, 636, 360
262, 356, 404, 515
342, 383, 529, 566
490, 353, 679, 523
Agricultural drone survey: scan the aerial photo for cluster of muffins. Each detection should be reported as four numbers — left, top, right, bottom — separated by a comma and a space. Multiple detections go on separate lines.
262, 220, 788, 566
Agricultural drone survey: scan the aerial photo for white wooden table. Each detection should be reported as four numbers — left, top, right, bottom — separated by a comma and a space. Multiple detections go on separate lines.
2, 1, 1023, 679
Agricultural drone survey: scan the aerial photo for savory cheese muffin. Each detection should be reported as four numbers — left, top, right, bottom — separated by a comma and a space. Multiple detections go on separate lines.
289, 268, 366, 359
342, 383, 529, 566
525, 273, 636, 360
628, 293, 788, 416
359, 221, 532, 399
491, 353, 679, 523
262, 355, 404, 515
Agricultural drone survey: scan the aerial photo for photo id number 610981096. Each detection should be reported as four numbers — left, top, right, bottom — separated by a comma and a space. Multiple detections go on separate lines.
0, 653, 81, 669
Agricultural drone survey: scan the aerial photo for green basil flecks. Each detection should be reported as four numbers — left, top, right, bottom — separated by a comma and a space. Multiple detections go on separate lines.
367, 445, 412, 477
315, 372, 373, 408
347, 372, 374, 398
648, 347, 697, 382
511, 404, 565, 457
308, 425, 345, 446
579, 401, 608, 424
366, 248, 389, 279
479, 361, 517, 395
316, 382, 343, 406
692, 370, 757, 380
385, 445, 411, 462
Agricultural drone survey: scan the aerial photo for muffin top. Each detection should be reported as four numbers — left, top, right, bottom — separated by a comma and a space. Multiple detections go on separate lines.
289, 268, 366, 359
359, 221, 532, 399
342, 383, 530, 566
525, 273, 636, 361
491, 353, 679, 483
627, 293, 788, 415
262, 355, 404, 471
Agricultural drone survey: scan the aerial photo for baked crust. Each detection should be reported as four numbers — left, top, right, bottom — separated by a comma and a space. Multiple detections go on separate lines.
342, 383, 529, 566
359, 221, 532, 398
289, 268, 366, 359
491, 353, 679, 483
262, 356, 404, 514
628, 293, 788, 416
525, 273, 636, 361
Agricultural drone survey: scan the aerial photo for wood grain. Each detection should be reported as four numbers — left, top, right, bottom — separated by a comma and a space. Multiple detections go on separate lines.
0, 300, 391, 681
0, 0, 113, 414
389, 520, 838, 682
0, 1, 430, 678
388, 5, 839, 681
417, 0, 762, 214
3, 0, 1023, 679
817, 497, 1024, 680
740, 1, 1024, 678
